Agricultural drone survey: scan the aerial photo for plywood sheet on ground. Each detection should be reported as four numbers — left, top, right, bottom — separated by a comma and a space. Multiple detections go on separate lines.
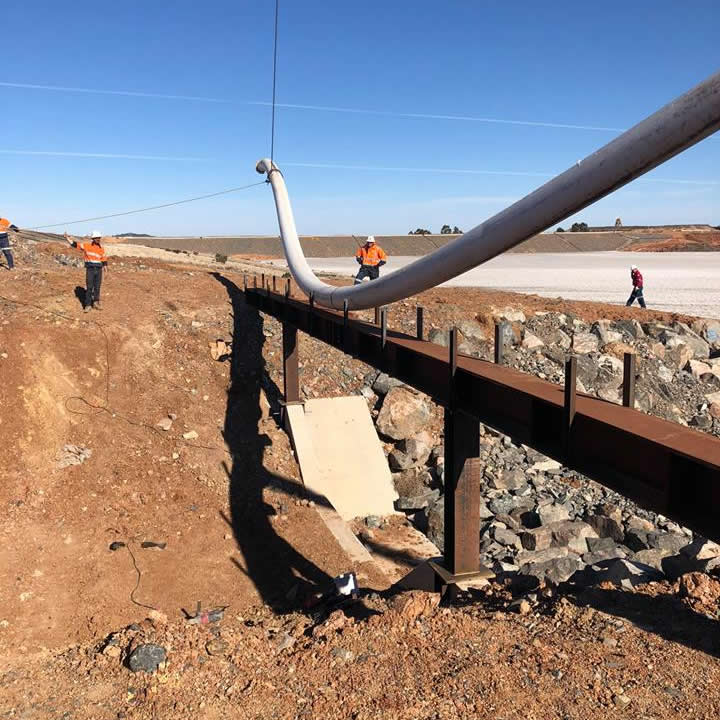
286, 397, 397, 520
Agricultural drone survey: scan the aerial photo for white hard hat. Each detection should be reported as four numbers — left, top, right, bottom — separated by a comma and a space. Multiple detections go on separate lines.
630, 264, 638, 270
91, 230, 102, 239
366, 235, 375, 243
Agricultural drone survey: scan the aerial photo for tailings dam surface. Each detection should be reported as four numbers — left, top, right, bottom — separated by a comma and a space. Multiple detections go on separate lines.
264, 251, 720, 318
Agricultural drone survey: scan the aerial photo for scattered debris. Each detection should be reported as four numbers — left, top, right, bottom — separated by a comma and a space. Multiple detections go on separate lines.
57, 444, 92, 469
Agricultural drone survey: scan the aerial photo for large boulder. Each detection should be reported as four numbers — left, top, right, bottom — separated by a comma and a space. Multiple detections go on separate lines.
545, 328, 572, 350
426, 497, 445, 551
492, 307, 526, 324
372, 372, 404, 396
614, 318, 645, 340
376, 387, 431, 440
457, 319, 486, 345
691, 319, 720, 352
488, 467, 527, 491
400, 431, 433, 466
572, 332, 599, 354
664, 340, 693, 370
590, 321, 622, 347
522, 332, 545, 350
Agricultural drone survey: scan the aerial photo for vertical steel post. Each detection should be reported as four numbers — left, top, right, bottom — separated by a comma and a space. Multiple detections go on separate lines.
374, 306, 381, 325
494, 322, 505, 365
563, 355, 577, 461
261, 273, 265, 290
272, 275, 277, 292
308, 293, 314, 335
622, 352, 636, 408
443, 326, 481, 576
253, 275, 257, 289
416, 306, 425, 340
243, 274, 247, 291
285, 278, 291, 298
380, 308, 387, 350
282, 323, 300, 403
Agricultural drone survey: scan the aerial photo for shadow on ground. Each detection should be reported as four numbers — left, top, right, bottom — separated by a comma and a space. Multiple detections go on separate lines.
564, 583, 720, 658
213, 272, 332, 612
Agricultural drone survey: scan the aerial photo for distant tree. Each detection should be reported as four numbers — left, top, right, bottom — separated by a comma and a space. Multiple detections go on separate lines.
570, 222, 589, 232
408, 230, 414, 235
440, 224, 452, 234
452, 226, 462, 234
557, 227, 565, 233
410, 227, 431, 235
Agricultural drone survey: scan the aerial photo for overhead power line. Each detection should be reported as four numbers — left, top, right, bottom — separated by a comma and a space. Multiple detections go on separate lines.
30, 181, 266, 230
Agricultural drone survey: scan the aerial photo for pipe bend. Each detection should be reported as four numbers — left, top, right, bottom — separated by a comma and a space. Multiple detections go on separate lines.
256, 70, 720, 311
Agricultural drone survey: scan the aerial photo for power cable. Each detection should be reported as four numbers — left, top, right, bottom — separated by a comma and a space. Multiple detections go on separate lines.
0, 293, 231, 455
28, 181, 266, 230
270, 0, 280, 162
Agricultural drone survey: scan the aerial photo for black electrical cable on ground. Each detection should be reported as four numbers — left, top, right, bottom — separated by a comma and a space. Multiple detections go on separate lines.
0, 293, 230, 454
270, 0, 280, 162
126, 543, 158, 612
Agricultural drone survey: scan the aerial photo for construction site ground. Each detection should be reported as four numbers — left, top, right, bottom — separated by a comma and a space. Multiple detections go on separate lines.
1, 241, 719, 719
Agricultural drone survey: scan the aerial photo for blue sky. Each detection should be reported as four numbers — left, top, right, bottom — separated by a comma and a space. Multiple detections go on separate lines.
2, 0, 719, 236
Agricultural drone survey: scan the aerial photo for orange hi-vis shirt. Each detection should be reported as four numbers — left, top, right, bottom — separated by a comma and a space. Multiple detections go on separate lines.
0, 218, 11, 234
77, 241, 107, 265
355, 244, 387, 266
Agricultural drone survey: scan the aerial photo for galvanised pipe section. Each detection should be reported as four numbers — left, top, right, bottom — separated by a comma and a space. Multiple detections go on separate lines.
256, 69, 720, 310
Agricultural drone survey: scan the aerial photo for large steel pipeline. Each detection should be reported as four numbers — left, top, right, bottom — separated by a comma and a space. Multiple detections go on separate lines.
256, 69, 720, 310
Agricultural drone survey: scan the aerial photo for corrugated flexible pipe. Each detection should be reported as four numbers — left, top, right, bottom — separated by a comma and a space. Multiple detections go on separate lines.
257, 69, 720, 310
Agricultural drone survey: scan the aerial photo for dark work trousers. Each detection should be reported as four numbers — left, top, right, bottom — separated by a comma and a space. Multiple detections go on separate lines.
354, 264, 380, 284
2, 249, 13, 269
85, 264, 103, 306
626, 287, 646, 308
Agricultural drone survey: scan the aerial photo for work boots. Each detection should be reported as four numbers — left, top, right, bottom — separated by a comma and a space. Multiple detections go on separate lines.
94, 302, 103, 311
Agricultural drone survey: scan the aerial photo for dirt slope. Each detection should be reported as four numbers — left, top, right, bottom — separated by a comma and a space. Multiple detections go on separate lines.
2, 240, 719, 718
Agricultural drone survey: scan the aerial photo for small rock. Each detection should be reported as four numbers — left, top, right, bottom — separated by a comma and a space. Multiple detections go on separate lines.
510, 599, 531, 615
274, 631, 296, 653
147, 609, 168, 625
330, 647, 355, 662
182, 430, 198, 440
206, 638, 228, 656
613, 694, 631, 708
391, 591, 440, 621
128, 644, 167, 673
156, 417, 173, 432
586, 514, 624, 542
364, 515, 382, 529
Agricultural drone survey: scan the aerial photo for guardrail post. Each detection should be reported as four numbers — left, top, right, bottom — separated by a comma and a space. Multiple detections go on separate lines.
563, 355, 577, 461
443, 326, 481, 577
416, 306, 424, 340
285, 278, 291, 298
494, 322, 506, 365
253, 275, 257, 289
622, 352, 636, 408
243, 274, 247, 292
374, 306, 381, 325
380, 308, 387, 350
282, 322, 300, 404
308, 293, 314, 335
272, 275, 277, 292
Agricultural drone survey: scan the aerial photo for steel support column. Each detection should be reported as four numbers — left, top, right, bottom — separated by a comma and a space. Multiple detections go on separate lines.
443, 327, 481, 576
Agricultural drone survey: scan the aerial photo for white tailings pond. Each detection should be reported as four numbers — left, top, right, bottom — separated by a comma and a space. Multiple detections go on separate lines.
265, 252, 720, 318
